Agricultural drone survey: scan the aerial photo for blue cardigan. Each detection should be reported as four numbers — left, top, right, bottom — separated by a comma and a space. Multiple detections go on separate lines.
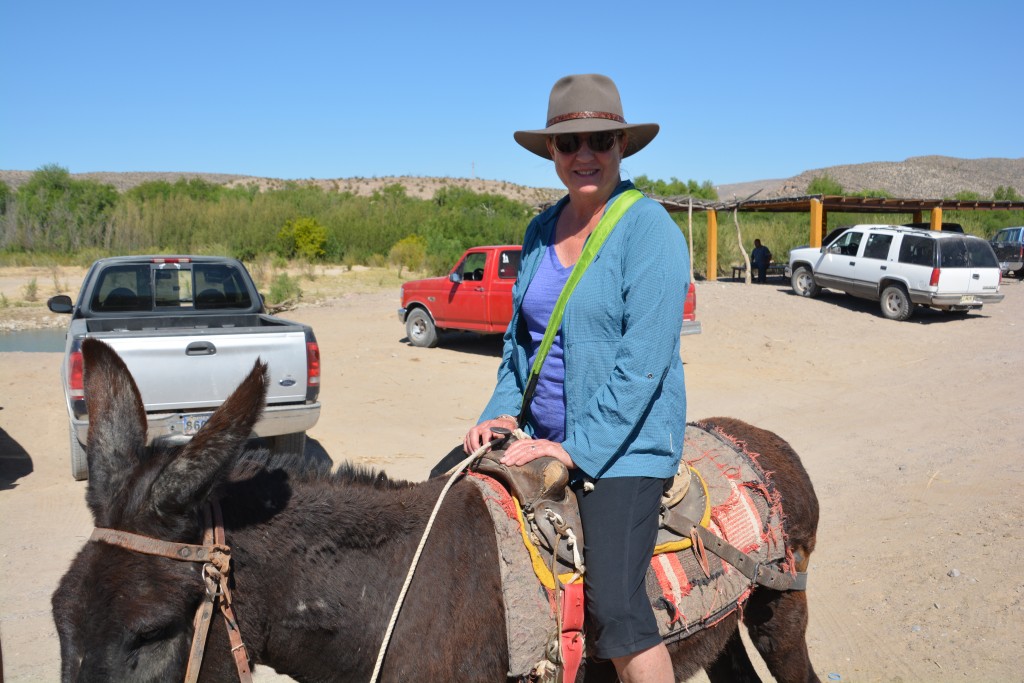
479, 181, 690, 479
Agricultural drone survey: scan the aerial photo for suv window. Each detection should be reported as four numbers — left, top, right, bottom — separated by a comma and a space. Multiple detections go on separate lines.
898, 235, 935, 267
863, 234, 893, 260
830, 231, 863, 256
938, 239, 971, 268
964, 239, 998, 268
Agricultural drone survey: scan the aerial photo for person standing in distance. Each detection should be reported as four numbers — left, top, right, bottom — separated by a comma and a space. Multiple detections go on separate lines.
464, 74, 689, 683
751, 238, 772, 283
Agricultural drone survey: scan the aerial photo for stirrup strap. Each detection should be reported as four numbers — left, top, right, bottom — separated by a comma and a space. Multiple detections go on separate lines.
559, 582, 585, 683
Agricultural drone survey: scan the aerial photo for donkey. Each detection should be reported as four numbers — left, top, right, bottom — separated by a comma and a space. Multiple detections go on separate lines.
53, 338, 820, 682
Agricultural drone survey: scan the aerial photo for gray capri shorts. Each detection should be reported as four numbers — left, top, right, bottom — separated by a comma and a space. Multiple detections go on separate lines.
573, 475, 669, 660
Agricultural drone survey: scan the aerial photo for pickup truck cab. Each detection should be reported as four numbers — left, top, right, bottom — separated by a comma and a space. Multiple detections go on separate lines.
48, 255, 321, 479
399, 245, 700, 348
990, 226, 1024, 278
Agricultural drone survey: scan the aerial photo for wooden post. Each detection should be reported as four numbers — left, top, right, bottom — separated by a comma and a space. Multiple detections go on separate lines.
912, 210, 923, 223
810, 198, 823, 247
706, 209, 719, 281
687, 198, 694, 283
931, 207, 943, 230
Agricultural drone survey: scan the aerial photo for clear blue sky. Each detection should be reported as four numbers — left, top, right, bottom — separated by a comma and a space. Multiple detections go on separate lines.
2, 0, 1021, 191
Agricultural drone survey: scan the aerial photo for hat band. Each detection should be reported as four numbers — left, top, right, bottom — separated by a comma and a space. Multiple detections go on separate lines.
546, 111, 626, 127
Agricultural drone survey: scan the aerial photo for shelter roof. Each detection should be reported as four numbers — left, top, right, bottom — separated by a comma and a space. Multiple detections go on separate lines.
655, 194, 1024, 214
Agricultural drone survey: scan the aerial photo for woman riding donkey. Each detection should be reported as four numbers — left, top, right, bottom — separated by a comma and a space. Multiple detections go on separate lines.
465, 73, 690, 683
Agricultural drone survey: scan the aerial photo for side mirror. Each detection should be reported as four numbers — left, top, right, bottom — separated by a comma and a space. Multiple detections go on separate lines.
48, 295, 73, 314
448, 272, 463, 284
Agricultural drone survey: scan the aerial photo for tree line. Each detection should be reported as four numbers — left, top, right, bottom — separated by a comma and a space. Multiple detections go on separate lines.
1, 166, 1020, 280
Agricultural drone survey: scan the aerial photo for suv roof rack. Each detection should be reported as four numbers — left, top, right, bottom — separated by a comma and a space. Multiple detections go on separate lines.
901, 222, 965, 233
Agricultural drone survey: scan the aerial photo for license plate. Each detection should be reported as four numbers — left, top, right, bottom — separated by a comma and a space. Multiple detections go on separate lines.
959, 295, 977, 304
182, 413, 212, 436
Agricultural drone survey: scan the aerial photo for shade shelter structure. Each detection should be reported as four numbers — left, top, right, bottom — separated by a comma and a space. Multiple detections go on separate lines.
655, 194, 1024, 281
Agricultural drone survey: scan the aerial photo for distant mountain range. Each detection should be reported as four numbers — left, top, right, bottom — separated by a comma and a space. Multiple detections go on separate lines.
3, 156, 1022, 204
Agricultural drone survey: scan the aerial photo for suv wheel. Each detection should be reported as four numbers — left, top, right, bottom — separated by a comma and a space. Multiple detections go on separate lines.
791, 266, 820, 298
880, 284, 914, 321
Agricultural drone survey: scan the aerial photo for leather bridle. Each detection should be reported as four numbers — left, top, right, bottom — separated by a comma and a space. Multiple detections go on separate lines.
89, 501, 253, 683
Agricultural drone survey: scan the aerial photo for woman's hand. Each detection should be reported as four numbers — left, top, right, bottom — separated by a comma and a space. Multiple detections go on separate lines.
464, 417, 518, 454
500, 438, 575, 470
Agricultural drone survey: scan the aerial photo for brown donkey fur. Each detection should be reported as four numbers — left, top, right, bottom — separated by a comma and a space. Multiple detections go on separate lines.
53, 338, 819, 682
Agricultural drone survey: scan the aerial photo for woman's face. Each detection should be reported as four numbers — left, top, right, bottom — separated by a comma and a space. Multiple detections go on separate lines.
547, 130, 627, 202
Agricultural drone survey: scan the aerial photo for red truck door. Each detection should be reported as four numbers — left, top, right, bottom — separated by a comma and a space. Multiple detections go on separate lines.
439, 247, 520, 332
487, 248, 519, 331
442, 250, 490, 327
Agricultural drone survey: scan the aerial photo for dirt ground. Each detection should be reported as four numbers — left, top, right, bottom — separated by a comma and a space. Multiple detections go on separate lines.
1, 266, 1022, 682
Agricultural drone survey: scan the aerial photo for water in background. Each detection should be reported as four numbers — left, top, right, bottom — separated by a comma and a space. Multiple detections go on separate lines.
0, 328, 65, 352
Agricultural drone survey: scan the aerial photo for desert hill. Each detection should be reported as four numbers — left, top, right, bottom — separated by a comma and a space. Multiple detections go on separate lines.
714, 156, 1024, 201
2, 156, 1022, 204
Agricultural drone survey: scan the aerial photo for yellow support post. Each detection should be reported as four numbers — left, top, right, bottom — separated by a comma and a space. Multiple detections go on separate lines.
931, 207, 943, 230
810, 198, 823, 247
706, 210, 719, 281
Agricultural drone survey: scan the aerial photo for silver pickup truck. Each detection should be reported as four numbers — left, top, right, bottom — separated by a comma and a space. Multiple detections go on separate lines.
48, 255, 321, 479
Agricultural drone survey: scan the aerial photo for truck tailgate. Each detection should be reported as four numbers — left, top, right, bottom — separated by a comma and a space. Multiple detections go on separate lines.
96, 330, 310, 411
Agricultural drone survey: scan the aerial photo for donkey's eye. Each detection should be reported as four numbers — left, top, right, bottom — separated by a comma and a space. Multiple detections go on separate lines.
134, 625, 169, 646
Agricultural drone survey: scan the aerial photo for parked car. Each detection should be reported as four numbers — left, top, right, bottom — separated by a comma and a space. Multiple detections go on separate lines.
399, 245, 700, 347
785, 224, 1004, 321
48, 255, 321, 479
989, 226, 1024, 278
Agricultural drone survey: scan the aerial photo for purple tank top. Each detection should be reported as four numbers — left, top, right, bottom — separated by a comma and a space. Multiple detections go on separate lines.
521, 242, 573, 442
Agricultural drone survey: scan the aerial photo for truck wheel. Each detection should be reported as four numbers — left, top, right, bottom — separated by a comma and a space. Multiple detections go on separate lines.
406, 309, 439, 348
268, 432, 306, 457
791, 266, 820, 298
70, 426, 88, 481
880, 284, 914, 321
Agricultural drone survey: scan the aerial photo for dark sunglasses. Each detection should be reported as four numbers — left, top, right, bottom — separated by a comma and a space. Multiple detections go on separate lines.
551, 130, 621, 155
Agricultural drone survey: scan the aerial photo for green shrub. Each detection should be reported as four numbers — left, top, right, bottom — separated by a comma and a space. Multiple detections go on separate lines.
267, 273, 302, 305
388, 235, 427, 277
277, 217, 327, 261
807, 174, 844, 195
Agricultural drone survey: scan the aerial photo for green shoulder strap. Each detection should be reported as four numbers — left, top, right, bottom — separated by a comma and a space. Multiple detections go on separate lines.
517, 188, 643, 424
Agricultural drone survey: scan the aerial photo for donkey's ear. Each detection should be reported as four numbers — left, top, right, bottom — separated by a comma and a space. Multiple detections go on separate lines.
82, 338, 149, 521
150, 358, 268, 515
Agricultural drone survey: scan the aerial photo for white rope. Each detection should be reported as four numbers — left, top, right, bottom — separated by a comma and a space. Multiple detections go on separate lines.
369, 435, 509, 682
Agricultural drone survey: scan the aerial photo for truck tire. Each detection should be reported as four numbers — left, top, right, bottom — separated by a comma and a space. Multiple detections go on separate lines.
880, 284, 914, 321
70, 426, 88, 481
268, 432, 307, 457
791, 266, 820, 298
406, 309, 439, 348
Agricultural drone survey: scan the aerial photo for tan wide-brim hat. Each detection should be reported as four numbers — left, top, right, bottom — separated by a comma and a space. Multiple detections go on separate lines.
514, 73, 659, 160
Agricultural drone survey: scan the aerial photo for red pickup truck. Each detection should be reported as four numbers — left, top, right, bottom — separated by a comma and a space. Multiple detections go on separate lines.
399, 245, 700, 348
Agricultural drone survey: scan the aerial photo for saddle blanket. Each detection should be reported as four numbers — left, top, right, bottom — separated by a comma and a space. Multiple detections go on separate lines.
466, 421, 795, 677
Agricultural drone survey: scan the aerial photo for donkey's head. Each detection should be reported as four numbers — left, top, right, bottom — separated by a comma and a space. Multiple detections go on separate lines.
52, 338, 268, 682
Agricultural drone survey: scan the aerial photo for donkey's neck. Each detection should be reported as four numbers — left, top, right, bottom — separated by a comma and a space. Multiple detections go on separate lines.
219, 470, 445, 681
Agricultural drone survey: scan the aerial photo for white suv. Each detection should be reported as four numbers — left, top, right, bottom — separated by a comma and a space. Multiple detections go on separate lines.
786, 224, 1004, 321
